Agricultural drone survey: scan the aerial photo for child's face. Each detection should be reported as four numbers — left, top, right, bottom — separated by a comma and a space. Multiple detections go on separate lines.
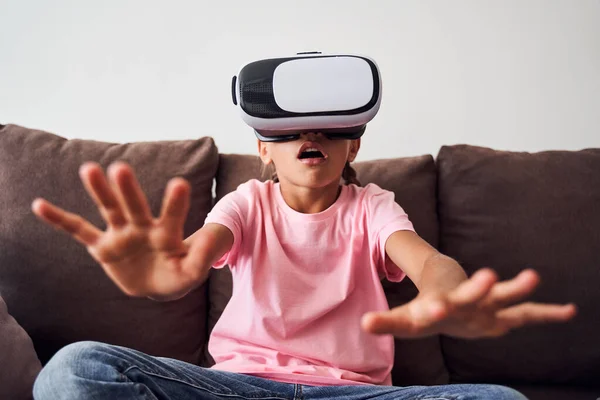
258, 132, 360, 189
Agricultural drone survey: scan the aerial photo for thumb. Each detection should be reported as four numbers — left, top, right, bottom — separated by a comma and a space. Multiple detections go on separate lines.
362, 297, 447, 338
180, 237, 211, 281
362, 306, 414, 336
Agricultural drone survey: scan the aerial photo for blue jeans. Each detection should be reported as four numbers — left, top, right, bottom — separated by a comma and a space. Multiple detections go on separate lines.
33, 341, 527, 400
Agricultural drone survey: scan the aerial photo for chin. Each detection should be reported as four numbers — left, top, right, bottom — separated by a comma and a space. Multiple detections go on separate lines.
292, 173, 340, 189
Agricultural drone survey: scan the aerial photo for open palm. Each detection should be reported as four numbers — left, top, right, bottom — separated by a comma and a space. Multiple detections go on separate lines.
32, 162, 207, 298
362, 268, 576, 339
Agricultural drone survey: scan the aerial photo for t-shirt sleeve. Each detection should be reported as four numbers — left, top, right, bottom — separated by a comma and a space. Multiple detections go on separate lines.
367, 184, 415, 282
203, 185, 249, 269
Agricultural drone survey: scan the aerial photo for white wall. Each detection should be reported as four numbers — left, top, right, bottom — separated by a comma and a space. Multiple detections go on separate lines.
1, 0, 599, 161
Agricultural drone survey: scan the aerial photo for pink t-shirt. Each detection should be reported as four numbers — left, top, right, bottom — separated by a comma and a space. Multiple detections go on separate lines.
204, 179, 415, 386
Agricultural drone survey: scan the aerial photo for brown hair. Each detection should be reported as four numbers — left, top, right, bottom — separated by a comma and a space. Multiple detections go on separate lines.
268, 161, 360, 186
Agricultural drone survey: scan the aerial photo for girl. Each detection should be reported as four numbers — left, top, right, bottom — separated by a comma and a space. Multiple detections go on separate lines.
31, 131, 575, 399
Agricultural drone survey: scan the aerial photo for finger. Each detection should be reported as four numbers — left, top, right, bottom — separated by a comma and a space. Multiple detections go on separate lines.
497, 302, 577, 330
158, 177, 191, 234
446, 268, 498, 307
481, 269, 540, 310
179, 231, 213, 281
362, 298, 447, 338
32, 198, 102, 246
79, 162, 127, 227
107, 162, 153, 226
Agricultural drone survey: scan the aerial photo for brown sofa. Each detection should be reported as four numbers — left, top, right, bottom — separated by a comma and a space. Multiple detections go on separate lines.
0, 123, 598, 400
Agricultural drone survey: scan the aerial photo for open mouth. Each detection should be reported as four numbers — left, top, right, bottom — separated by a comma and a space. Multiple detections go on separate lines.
297, 142, 328, 161
298, 148, 325, 159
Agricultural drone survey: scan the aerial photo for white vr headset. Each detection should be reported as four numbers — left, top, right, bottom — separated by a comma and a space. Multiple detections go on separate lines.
232, 52, 382, 142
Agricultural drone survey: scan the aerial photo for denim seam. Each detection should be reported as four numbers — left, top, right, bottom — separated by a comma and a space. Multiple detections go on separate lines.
118, 370, 163, 400
293, 384, 303, 400
122, 365, 291, 400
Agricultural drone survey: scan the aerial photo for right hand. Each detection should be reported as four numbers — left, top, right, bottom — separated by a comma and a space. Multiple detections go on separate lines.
32, 161, 210, 299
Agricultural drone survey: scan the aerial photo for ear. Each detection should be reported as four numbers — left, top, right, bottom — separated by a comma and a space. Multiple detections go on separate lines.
347, 138, 361, 163
257, 139, 273, 165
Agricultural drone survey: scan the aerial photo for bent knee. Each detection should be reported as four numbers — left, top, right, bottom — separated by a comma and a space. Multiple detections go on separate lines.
484, 384, 528, 400
40, 340, 111, 373
33, 341, 115, 399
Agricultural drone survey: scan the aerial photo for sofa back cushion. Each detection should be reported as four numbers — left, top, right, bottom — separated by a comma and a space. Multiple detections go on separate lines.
436, 144, 600, 386
206, 153, 449, 385
0, 124, 218, 365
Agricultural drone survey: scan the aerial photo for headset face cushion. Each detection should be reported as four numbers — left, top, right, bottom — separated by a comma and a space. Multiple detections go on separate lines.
253, 125, 366, 142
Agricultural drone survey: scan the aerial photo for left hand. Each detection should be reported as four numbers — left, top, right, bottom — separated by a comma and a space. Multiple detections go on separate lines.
361, 268, 577, 339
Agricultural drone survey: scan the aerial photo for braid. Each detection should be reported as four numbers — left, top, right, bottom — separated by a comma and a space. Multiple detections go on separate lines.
271, 170, 279, 183
342, 162, 361, 186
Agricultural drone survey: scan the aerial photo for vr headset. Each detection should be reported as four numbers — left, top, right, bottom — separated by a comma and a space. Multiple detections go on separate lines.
232, 52, 381, 142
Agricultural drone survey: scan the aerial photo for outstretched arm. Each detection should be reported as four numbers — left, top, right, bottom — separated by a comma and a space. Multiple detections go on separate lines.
361, 230, 576, 338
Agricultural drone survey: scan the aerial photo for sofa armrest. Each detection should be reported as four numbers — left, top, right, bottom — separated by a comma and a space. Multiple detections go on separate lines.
0, 294, 42, 400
